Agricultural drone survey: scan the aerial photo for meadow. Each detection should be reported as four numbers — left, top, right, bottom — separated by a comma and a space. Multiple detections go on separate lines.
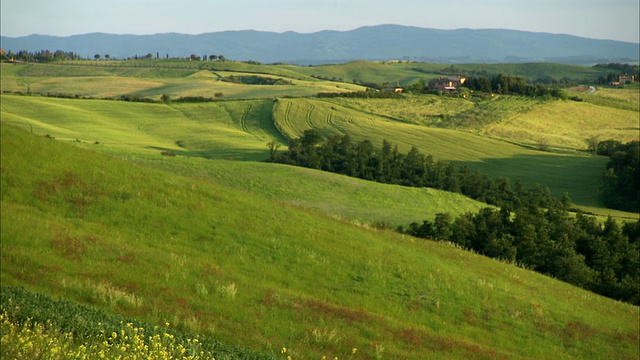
2, 93, 627, 215
1, 123, 638, 359
1, 59, 639, 358
0, 62, 366, 100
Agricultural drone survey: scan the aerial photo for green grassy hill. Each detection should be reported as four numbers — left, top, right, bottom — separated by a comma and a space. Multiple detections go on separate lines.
392, 62, 619, 82
2, 123, 638, 359
271, 97, 620, 211
0, 94, 487, 226
2, 60, 625, 101
0, 62, 366, 100
2, 93, 636, 218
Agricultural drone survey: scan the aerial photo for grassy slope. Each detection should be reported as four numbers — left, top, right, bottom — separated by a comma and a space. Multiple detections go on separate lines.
285, 60, 429, 85
394, 62, 616, 81
130, 156, 489, 227
2, 124, 638, 359
2, 93, 634, 218
0, 94, 486, 225
483, 99, 639, 150
0, 62, 366, 100
272, 97, 616, 210
4, 89, 637, 219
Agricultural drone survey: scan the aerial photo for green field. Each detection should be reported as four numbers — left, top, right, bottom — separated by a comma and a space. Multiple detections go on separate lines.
2, 90, 637, 217
1, 59, 639, 358
0, 62, 367, 100
2, 123, 638, 359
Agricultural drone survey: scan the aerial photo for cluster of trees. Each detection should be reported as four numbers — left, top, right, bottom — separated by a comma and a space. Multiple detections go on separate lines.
461, 74, 567, 98
597, 140, 639, 212
268, 131, 639, 304
222, 75, 292, 85
0, 49, 82, 62
401, 204, 639, 304
268, 130, 558, 209
594, 63, 639, 84
188, 54, 226, 61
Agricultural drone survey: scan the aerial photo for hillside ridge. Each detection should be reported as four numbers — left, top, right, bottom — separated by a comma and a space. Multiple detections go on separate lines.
2, 24, 638, 64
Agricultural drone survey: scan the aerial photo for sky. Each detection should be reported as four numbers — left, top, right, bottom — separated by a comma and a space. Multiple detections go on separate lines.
1, 0, 639, 43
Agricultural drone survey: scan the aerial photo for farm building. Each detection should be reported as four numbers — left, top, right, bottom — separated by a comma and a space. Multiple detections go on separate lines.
618, 74, 636, 84
428, 76, 467, 91
382, 86, 404, 93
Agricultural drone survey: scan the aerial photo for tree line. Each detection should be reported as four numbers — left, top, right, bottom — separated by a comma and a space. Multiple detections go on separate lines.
268, 129, 561, 209
461, 74, 568, 98
400, 203, 639, 304
0, 49, 82, 62
267, 131, 639, 304
0, 49, 228, 63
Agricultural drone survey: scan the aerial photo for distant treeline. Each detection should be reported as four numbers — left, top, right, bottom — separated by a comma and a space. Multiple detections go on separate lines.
222, 75, 293, 86
121, 94, 224, 103
267, 130, 639, 304
597, 140, 639, 212
0, 49, 82, 62
461, 74, 568, 98
595, 63, 640, 83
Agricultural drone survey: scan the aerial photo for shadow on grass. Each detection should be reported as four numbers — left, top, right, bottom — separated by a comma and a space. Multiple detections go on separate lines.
148, 146, 269, 162
454, 153, 609, 208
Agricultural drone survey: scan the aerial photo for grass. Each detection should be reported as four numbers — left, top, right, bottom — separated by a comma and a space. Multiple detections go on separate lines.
286, 60, 427, 85
326, 95, 476, 126
271, 97, 626, 212
2, 92, 636, 218
2, 123, 638, 359
130, 157, 490, 227
485, 101, 640, 150
0, 94, 487, 226
0, 62, 367, 100
396, 62, 618, 82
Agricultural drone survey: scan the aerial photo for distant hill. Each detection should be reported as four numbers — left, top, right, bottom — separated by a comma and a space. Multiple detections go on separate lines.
1, 24, 638, 65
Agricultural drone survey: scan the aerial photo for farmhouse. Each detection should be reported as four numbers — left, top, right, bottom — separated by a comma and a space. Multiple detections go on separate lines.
428, 76, 467, 91
618, 74, 636, 84
382, 86, 404, 93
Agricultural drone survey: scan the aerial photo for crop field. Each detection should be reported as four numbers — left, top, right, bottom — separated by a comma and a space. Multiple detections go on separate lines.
1, 124, 638, 359
327, 96, 476, 126
287, 60, 431, 85
0, 62, 366, 100
271, 97, 622, 211
484, 99, 639, 150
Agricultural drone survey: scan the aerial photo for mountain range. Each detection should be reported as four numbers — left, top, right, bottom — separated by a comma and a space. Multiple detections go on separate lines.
2, 24, 638, 65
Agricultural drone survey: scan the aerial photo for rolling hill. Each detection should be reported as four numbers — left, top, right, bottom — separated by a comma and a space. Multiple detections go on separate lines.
1, 123, 638, 359
2, 25, 638, 64
0, 94, 611, 211
1, 51, 640, 359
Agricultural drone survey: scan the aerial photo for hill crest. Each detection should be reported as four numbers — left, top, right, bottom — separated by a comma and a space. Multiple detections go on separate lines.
2, 24, 638, 65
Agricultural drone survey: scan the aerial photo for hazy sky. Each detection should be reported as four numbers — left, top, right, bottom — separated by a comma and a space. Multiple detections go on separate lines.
2, 0, 639, 43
